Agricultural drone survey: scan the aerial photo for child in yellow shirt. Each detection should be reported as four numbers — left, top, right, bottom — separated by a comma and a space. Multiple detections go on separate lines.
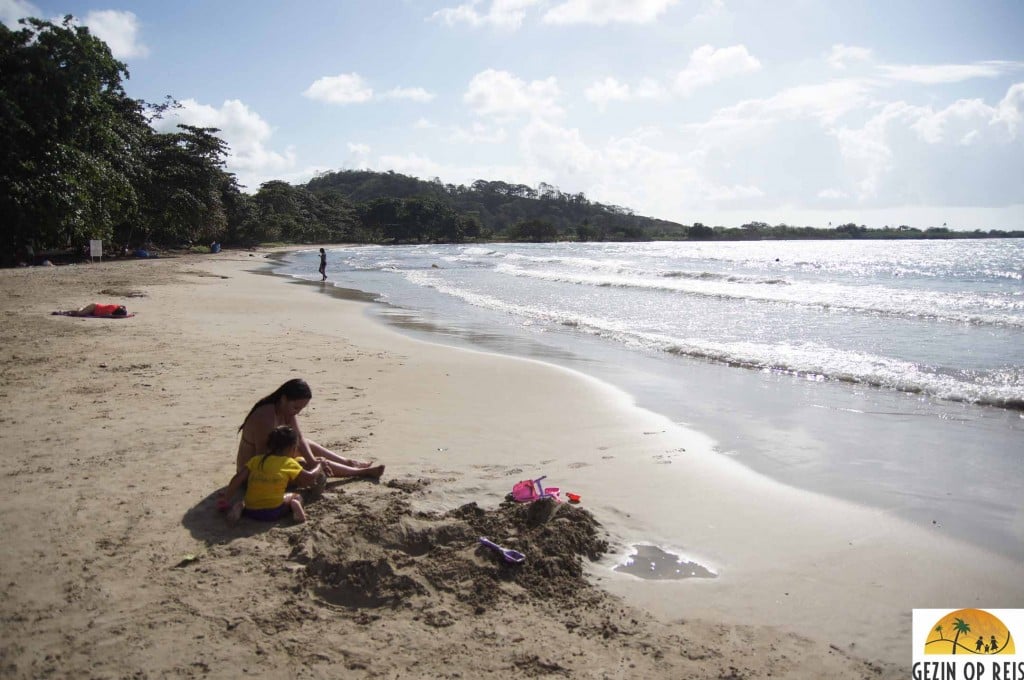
223, 426, 324, 524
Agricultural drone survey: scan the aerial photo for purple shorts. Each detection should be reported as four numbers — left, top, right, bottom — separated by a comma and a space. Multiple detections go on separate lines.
242, 504, 288, 521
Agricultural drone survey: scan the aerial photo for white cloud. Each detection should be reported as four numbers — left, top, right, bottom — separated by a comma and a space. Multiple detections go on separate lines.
909, 98, 992, 144
347, 142, 371, 155
543, 0, 679, 24
585, 76, 665, 109
431, 0, 543, 29
681, 74, 1024, 212
992, 83, 1024, 138
303, 73, 374, 105
413, 118, 438, 129
690, 0, 728, 27
83, 10, 148, 59
880, 61, 1024, 84
830, 83, 1024, 204
376, 152, 446, 178
464, 69, 563, 121
585, 77, 631, 107
833, 104, 909, 199
431, 0, 679, 29
303, 75, 434, 105
709, 78, 877, 127
0, 0, 39, 26
445, 122, 508, 143
702, 183, 764, 201
828, 44, 873, 70
675, 44, 761, 95
153, 99, 296, 190
515, 119, 765, 214
382, 86, 436, 102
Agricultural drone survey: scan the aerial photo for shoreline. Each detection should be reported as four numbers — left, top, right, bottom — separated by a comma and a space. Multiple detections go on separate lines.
1, 251, 1020, 677
273, 246, 1024, 564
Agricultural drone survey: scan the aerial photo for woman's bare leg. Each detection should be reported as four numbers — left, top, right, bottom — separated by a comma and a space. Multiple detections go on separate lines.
306, 439, 373, 469
321, 459, 385, 479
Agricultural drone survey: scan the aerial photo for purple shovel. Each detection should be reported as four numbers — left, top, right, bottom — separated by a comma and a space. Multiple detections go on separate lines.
478, 537, 526, 564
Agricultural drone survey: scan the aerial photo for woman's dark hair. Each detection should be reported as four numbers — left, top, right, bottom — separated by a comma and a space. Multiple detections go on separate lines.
239, 378, 312, 431
258, 425, 299, 468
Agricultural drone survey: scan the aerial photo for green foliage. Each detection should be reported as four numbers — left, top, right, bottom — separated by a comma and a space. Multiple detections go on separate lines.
688, 223, 715, 239
1, 17, 255, 260
1, 17, 146, 258
305, 169, 681, 242
508, 219, 558, 242
134, 124, 237, 246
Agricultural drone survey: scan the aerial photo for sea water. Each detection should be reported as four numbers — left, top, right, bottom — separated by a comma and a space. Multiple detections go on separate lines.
274, 240, 1024, 560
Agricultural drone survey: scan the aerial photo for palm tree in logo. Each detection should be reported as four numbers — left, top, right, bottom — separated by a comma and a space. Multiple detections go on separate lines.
951, 618, 971, 654
934, 625, 944, 641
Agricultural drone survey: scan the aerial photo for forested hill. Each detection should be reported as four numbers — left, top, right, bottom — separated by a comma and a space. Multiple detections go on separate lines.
304, 170, 687, 242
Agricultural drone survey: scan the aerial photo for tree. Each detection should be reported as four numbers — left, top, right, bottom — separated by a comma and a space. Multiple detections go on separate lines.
688, 223, 714, 239
1, 17, 149, 260
254, 180, 309, 242
951, 617, 971, 654
508, 218, 558, 242
135, 125, 235, 246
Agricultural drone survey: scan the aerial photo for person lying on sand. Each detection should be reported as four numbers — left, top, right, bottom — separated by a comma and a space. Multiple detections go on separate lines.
234, 378, 384, 479
52, 303, 128, 317
223, 426, 324, 524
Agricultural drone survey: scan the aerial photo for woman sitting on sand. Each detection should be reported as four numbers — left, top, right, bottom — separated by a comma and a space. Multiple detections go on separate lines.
235, 378, 384, 479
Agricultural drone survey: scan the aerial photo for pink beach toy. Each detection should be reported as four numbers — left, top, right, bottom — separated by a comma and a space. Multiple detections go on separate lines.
478, 537, 526, 564
511, 476, 562, 503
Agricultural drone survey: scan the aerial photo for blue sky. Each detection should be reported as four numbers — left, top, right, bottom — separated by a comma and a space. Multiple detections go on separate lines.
4, 0, 1023, 229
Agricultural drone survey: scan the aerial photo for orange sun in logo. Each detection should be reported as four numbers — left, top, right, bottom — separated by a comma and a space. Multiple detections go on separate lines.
925, 609, 1015, 655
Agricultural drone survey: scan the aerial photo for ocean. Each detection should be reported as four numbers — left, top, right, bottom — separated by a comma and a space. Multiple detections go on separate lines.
274, 239, 1024, 560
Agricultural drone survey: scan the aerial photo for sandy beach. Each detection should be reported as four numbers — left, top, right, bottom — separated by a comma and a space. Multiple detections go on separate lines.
1, 250, 1021, 679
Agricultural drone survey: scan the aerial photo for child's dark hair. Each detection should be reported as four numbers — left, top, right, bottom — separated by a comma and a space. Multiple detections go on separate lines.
258, 425, 299, 469
239, 379, 312, 431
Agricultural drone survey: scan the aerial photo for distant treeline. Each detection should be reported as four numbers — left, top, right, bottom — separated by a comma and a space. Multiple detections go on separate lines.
297, 171, 1024, 242
2, 18, 1020, 266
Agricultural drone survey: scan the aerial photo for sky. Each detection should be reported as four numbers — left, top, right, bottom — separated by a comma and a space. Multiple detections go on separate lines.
3, 0, 1024, 230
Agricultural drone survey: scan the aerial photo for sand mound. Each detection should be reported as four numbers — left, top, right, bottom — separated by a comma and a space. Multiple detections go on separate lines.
293, 485, 609, 615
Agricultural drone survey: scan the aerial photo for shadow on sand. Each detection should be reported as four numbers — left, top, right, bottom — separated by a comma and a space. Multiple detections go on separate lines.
181, 478, 381, 545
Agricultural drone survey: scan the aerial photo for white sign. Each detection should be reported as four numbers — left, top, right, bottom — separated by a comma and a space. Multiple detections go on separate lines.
89, 239, 102, 260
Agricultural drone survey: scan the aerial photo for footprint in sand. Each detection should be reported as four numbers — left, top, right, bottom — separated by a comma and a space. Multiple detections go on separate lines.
568, 462, 590, 469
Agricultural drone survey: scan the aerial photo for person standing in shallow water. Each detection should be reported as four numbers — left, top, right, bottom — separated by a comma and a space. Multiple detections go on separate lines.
318, 248, 327, 281
234, 378, 384, 479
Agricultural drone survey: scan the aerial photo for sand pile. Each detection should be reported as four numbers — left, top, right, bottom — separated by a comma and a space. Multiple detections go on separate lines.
296, 482, 609, 614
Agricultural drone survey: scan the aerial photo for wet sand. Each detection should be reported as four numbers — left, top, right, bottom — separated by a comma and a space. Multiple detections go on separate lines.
1, 250, 1020, 678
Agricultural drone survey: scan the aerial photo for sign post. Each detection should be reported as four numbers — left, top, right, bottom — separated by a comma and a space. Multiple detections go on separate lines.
89, 239, 102, 263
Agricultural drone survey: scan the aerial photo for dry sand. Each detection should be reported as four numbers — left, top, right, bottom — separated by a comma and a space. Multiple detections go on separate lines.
1, 250, 1020, 679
